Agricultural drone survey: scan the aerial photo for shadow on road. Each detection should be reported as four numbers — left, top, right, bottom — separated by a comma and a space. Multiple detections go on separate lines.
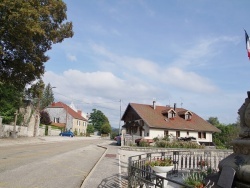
97, 174, 128, 188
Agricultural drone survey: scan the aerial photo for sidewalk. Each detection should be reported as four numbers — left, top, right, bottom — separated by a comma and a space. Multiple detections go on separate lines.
81, 141, 147, 188
81, 141, 122, 188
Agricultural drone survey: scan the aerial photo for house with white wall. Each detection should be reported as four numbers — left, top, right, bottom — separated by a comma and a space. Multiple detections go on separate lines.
121, 102, 221, 145
45, 102, 88, 135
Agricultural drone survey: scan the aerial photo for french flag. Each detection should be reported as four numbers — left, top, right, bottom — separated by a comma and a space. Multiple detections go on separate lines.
245, 30, 250, 59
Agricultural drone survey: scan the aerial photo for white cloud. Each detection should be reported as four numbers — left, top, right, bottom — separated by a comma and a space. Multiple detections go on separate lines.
90, 43, 218, 93
66, 53, 77, 62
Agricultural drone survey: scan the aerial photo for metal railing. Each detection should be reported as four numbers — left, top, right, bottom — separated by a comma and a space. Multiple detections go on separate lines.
127, 150, 232, 188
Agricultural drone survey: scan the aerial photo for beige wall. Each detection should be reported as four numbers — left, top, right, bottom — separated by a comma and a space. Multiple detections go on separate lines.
72, 119, 87, 135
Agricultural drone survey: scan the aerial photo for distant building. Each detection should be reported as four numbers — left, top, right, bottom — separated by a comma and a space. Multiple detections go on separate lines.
45, 102, 88, 135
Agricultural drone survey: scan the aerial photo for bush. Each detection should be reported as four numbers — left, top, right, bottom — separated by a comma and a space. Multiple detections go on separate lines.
138, 140, 150, 147
162, 135, 170, 141
110, 132, 117, 139
153, 137, 159, 142
155, 140, 205, 149
74, 129, 78, 136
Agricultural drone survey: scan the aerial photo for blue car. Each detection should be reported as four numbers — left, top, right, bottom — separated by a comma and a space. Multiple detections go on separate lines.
59, 131, 74, 137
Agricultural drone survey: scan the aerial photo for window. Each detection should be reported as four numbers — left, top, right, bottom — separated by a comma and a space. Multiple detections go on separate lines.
198, 132, 206, 139
187, 131, 189, 136
176, 131, 180, 138
198, 132, 201, 138
168, 111, 175, 119
164, 130, 169, 137
54, 117, 59, 123
203, 132, 206, 139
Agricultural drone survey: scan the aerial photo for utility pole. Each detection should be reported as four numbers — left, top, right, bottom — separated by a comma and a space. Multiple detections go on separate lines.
118, 99, 121, 135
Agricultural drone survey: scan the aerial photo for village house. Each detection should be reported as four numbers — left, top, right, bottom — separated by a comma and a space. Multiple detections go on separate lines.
121, 102, 221, 145
45, 102, 88, 135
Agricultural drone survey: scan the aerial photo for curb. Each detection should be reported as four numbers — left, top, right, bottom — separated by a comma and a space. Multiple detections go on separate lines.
80, 143, 108, 188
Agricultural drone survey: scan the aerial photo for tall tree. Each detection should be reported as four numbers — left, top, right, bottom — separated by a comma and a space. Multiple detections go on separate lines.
0, 83, 23, 124
208, 117, 239, 149
207, 117, 220, 126
0, 0, 73, 89
40, 83, 55, 110
88, 109, 110, 132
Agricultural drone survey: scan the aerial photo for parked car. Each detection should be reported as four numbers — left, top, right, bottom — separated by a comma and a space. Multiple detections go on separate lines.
116, 134, 132, 146
59, 131, 74, 137
116, 135, 121, 145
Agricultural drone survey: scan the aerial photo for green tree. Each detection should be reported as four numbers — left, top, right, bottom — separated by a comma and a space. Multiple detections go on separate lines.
100, 122, 112, 134
86, 124, 95, 134
0, 0, 73, 89
88, 109, 109, 132
25, 79, 45, 110
208, 117, 239, 149
207, 117, 220, 127
40, 83, 55, 110
0, 83, 23, 123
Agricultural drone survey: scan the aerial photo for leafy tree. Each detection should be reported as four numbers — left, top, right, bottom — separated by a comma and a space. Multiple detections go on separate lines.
40, 83, 55, 110
0, 83, 23, 124
0, 0, 73, 89
100, 122, 112, 134
88, 109, 109, 132
207, 117, 220, 127
208, 117, 239, 149
86, 124, 95, 134
25, 79, 45, 110
40, 110, 51, 125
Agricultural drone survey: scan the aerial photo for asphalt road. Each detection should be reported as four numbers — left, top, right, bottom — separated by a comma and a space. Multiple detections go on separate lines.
0, 139, 105, 188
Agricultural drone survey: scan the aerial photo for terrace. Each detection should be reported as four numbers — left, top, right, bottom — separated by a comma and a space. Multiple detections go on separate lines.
125, 149, 233, 188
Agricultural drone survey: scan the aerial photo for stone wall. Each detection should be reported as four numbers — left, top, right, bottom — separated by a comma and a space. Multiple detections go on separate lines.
0, 124, 61, 138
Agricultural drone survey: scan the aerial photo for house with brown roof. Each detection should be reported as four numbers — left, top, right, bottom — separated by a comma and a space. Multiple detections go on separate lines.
45, 102, 88, 135
121, 102, 221, 145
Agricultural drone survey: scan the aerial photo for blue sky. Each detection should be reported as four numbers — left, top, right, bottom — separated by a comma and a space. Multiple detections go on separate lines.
43, 0, 250, 128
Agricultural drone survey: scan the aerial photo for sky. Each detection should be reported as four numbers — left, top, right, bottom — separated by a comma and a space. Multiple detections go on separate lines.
43, 0, 250, 128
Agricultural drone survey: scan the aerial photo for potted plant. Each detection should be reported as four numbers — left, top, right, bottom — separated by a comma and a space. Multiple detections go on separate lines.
198, 160, 209, 168
183, 172, 205, 188
146, 157, 174, 173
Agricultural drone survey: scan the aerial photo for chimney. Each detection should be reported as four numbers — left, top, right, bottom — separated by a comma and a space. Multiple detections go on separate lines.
77, 110, 82, 115
153, 100, 156, 110
174, 103, 176, 111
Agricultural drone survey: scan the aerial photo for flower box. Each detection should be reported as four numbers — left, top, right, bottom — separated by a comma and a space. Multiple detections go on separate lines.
150, 165, 174, 173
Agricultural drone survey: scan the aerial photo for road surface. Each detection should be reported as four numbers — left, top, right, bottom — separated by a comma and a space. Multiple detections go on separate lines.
0, 138, 105, 188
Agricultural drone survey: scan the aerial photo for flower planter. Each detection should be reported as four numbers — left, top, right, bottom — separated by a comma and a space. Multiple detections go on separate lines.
150, 165, 174, 173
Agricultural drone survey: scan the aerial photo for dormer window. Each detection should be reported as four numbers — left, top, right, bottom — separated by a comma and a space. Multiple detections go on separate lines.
178, 111, 192, 121
169, 111, 175, 119
162, 109, 176, 120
